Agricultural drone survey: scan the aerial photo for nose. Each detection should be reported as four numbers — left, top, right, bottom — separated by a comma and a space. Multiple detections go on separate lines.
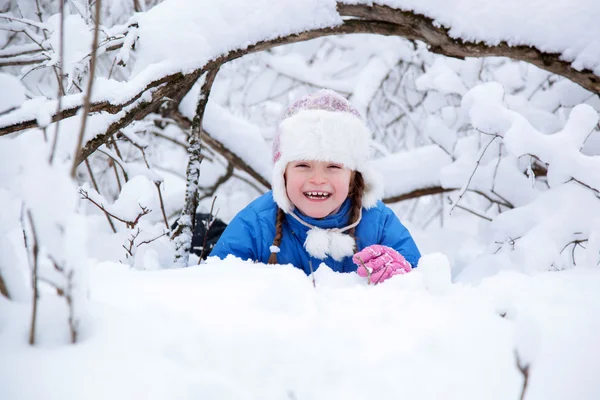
309, 168, 327, 184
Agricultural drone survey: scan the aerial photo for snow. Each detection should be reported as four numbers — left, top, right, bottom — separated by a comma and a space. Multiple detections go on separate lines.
2, 1, 600, 399
2, 0, 600, 137
374, 145, 452, 199
0, 73, 26, 114
351, 0, 600, 73
46, 14, 92, 89
1, 255, 599, 400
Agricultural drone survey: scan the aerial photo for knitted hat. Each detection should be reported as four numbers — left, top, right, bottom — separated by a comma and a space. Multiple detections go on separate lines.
272, 89, 383, 214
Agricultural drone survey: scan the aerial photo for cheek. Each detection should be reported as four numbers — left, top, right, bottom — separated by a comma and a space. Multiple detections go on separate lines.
285, 173, 302, 195
336, 173, 352, 195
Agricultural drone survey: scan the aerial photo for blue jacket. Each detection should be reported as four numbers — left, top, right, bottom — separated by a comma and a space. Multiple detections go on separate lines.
210, 192, 421, 275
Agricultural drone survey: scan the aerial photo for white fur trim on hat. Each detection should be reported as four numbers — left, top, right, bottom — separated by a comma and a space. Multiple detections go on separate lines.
278, 109, 371, 169
272, 109, 383, 213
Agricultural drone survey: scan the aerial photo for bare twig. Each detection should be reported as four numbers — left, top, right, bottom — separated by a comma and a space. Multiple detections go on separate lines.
560, 238, 587, 266
79, 189, 150, 228
356, 256, 371, 285
122, 133, 169, 229
70, 0, 102, 178
148, 128, 189, 150
168, 109, 270, 189
449, 136, 499, 215
85, 159, 117, 233
0, 272, 9, 299
155, 181, 169, 230
98, 148, 124, 192
26, 210, 39, 345
446, 198, 493, 222
49, 0, 66, 164
233, 172, 266, 195
122, 228, 141, 258
199, 162, 234, 202
137, 231, 168, 248
65, 270, 77, 343
515, 351, 530, 400
108, 137, 129, 181
308, 259, 316, 288
0, 14, 48, 30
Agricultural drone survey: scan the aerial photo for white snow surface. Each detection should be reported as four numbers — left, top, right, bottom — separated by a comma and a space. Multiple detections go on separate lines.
1, 254, 599, 400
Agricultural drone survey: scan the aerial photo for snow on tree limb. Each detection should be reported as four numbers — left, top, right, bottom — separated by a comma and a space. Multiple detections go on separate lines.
2, 2, 600, 140
338, 3, 600, 95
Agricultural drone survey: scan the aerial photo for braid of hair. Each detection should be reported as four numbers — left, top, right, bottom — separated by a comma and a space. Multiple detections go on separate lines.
268, 207, 286, 264
348, 172, 365, 252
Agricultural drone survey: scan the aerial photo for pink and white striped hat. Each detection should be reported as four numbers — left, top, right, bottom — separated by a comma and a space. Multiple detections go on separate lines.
271, 89, 383, 213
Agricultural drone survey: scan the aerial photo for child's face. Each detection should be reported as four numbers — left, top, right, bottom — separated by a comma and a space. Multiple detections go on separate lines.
285, 160, 352, 219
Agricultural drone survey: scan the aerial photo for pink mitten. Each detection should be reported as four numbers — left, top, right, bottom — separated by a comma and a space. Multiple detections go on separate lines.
353, 245, 412, 284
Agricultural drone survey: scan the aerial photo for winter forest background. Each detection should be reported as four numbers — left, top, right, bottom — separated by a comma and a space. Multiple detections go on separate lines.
1, 0, 599, 399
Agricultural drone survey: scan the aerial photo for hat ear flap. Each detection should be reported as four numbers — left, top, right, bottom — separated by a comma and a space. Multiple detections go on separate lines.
272, 160, 293, 213
358, 163, 384, 209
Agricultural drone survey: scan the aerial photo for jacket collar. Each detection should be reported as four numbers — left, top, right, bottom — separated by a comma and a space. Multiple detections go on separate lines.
285, 198, 352, 236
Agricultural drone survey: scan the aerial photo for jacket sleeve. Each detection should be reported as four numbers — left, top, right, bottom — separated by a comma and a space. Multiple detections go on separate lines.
208, 208, 260, 262
380, 208, 421, 268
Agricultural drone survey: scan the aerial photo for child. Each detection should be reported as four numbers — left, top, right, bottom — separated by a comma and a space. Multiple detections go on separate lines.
210, 89, 420, 284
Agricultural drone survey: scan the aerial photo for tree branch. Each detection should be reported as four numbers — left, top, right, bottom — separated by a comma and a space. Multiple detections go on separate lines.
337, 3, 600, 94
168, 109, 271, 189
173, 66, 221, 265
79, 189, 150, 228
383, 186, 454, 203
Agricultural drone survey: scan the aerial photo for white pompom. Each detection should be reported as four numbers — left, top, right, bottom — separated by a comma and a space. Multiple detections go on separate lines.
304, 228, 330, 259
328, 231, 355, 261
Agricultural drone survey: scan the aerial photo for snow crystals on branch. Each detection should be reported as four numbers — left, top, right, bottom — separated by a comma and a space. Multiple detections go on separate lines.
455, 82, 600, 276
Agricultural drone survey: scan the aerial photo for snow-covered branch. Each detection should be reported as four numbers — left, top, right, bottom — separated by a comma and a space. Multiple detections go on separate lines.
337, 3, 600, 95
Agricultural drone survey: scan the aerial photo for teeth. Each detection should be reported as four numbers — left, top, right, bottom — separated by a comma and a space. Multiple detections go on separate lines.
306, 191, 330, 198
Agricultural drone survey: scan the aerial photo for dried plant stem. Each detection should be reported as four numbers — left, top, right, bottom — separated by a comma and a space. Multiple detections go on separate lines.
49, 0, 66, 164
449, 136, 498, 215
108, 138, 129, 181
99, 147, 124, 191
27, 210, 39, 346
155, 182, 169, 230
127, 138, 169, 230
356, 256, 371, 285
85, 159, 117, 233
199, 162, 234, 202
0, 272, 9, 299
70, 0, 102, 178
446, 198, 493, 222
79, 189, 150, 228
516, 352, 530, 400
308, 260, 316, 288
65, 270, 77, 344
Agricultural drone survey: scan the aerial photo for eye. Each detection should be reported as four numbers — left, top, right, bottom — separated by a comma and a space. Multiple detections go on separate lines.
328, 163, 343, 169
295, 162, 310, 168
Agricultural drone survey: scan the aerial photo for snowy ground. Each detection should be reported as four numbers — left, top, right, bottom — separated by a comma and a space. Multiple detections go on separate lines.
1, 254, 599, 400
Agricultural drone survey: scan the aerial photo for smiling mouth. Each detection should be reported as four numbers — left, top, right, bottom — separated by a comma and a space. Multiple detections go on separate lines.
304, 191, 332, 200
